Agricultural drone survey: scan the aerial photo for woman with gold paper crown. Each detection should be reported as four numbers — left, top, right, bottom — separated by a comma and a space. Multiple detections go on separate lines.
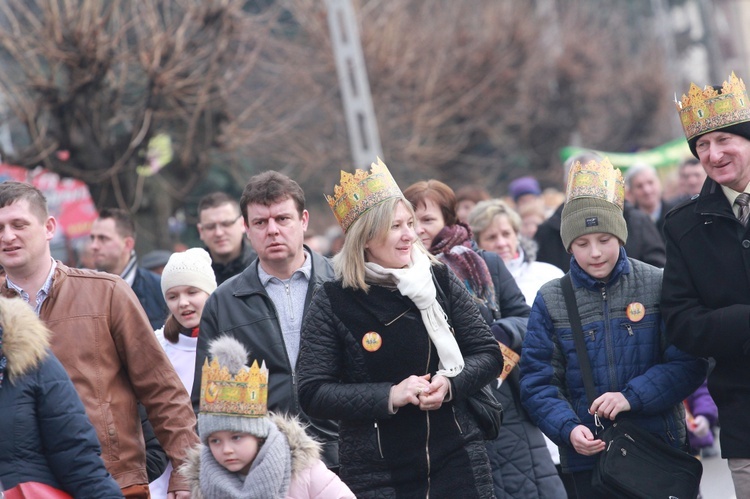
297, 159, 503, 498
518, 157, 706, 497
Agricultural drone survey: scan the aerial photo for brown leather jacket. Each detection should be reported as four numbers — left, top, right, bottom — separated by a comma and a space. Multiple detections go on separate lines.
3, 263, 199, 491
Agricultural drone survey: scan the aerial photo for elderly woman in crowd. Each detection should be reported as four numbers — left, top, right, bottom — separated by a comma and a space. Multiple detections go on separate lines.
405, 179, 565, 499
469, 199, 563, 306
297, 160, 503, 498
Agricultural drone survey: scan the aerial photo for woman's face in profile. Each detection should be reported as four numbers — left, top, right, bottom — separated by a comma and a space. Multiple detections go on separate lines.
414, 198, 446, 249
365, 202, 416, 269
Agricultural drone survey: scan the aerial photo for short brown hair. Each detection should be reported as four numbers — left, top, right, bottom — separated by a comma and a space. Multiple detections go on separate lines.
239, 171, 305, 224
455, 185, 490, 205
403, 179, 458, 227
197, 192, 240, 215
97, 208, 136, 239
0, 181, 49, 222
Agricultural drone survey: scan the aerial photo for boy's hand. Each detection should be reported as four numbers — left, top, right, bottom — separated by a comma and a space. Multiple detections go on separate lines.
590, 392, 630, 420
570, 424, 605, 456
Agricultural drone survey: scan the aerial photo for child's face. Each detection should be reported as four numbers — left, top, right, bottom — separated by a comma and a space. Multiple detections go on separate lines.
164, 285, 210, 330
208, 431, 261, 475
570, 233, 620, 281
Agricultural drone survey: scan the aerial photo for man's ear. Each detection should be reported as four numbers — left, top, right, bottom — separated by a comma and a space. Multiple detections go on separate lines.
124, 236, 136, 252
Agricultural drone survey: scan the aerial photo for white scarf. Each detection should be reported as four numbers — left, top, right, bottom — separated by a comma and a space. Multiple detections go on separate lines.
365, 248, 464, 377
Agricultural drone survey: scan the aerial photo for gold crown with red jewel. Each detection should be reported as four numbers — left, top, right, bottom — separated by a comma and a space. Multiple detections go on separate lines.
565, 157, 625, 210
199, 356, 268, 417
326, 158, 404, 232
676, 71, 750, 141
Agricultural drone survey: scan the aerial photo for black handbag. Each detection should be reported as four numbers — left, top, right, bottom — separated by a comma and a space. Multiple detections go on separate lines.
560, 274, 702, 499
466, 382, 503, 440
432, 270, 503, 440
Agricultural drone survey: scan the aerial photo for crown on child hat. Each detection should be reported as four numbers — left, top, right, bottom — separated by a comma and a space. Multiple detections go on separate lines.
565, 156, 625, 209
560, 157, 628, 250
198, 336, 270, 441
326, 157, 404, 233
676, 72, 750, 143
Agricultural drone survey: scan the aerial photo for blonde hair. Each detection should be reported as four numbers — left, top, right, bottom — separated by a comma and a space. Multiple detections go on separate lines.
467, 199, 522, 239
334, 197, 436, 291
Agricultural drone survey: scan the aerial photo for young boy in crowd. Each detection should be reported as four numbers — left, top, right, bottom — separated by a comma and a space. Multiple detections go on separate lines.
180, 336, 354, 499
518, 157, 706, 498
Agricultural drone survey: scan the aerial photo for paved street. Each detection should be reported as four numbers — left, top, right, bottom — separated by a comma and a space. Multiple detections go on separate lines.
700, 433, 735, 499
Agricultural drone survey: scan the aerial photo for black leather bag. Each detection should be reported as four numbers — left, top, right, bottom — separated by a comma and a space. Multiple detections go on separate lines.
591, 419, 702, 499
466, 383, 503, 440
560, 274, 702, 499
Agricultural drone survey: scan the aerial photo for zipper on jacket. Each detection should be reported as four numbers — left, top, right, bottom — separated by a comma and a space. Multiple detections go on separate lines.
426, 411, 431, 498
374, 420, 384, 459
600, 283, 618, 392
451, 405, 463, 434
284, 283, 294, 322
624, 324, 633, 336
384, 308, 410, 326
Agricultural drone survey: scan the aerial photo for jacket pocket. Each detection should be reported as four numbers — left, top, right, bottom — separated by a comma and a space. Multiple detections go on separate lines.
98, 402, 120, 462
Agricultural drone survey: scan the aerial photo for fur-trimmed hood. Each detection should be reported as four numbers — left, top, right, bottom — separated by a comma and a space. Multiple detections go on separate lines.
0, 297, 50, 383
180, 413, 322, 498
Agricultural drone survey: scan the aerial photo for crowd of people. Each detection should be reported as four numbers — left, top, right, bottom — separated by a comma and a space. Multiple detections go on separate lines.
2, 70, 750, 499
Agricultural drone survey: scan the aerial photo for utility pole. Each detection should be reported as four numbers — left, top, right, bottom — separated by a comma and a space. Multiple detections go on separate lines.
325, 0, 383, 169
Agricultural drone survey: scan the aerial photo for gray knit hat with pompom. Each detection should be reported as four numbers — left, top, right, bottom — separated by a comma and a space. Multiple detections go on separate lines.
198, 336, 270, 443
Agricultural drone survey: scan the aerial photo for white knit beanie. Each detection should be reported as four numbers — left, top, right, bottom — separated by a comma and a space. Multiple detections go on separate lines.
160, 248, 217, 298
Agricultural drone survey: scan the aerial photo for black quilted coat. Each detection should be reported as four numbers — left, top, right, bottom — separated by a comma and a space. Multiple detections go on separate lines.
298, 264, 503, 498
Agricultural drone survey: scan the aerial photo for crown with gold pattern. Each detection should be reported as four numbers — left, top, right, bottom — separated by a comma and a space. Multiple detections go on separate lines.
326, 158, 404, 232
565, 157, 625, 210
676, 72, 750, 141
199, 356, 268, 418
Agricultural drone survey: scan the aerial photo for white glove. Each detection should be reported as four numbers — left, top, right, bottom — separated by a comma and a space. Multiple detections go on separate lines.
692, 415, 710, 438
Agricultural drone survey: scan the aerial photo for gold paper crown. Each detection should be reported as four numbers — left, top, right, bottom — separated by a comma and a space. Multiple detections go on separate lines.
676, 72, 750, 141
199, 357, 269, 418
326, 157, 403, 232
565, 157, 625, 210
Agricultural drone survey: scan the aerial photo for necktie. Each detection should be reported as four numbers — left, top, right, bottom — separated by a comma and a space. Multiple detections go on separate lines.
735, 193, 750, 226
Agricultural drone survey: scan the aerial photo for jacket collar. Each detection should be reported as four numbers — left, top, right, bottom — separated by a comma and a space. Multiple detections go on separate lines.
694, 177, 736, 219
230, 245, 330, 297
570, 246, 630, 291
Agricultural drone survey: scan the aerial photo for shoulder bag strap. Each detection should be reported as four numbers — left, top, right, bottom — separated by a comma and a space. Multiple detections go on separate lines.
560, 274, 601, 431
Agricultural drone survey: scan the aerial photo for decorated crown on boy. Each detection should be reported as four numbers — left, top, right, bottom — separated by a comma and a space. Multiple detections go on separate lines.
565, 156, 625, 209
200, 344, 269, 418
676, 71, 750, 141
326, 158, 403, 233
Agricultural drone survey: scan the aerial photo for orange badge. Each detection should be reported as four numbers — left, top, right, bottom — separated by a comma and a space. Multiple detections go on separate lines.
626, 302, 645, 322
362, 332, 382, 352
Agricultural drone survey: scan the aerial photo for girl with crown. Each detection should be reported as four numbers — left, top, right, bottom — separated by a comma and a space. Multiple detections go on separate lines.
180, 336, 354, 498
297, 159, 503, 498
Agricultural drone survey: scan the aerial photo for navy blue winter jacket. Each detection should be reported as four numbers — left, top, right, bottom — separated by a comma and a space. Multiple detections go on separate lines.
519, 248, 706, 472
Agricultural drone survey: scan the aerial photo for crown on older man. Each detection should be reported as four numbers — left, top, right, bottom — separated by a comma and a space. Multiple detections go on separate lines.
326, 157, 403, 232
199, 356, 269, 418
676, 72, 750, 141
565, 157, 625, 210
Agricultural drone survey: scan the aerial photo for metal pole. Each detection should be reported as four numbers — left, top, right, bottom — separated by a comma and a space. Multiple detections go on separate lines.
325, 0, 383, 169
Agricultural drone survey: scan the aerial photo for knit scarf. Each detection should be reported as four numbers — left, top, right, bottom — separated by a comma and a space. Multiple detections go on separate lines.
365, 248, 464, 377
429, 223, 497, 313
199, 423, 292, 499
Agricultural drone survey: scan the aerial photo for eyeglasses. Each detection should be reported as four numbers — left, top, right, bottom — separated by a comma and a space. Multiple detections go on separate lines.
199, 215, 242, 232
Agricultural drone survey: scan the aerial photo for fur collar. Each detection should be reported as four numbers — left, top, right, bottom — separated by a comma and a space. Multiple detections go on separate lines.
1, 297, 50, 383
180, 413, 322, 498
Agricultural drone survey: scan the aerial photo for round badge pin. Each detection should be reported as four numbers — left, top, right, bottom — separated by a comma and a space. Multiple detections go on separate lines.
362, 331, 382, 352
626, 302, 645, 322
